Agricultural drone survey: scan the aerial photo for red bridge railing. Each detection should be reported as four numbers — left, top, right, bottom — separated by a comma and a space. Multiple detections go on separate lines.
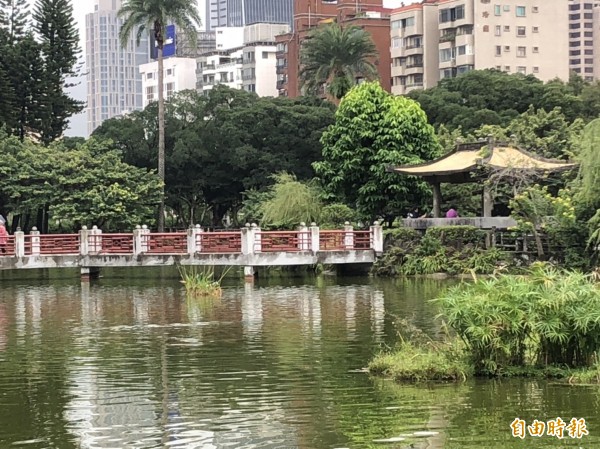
145, 233, 187, 254
0, 228, 377, 258
319, 230, 372, 251
256, 231, 311, 252
1, 236, 16, 256
90, 233, 134, 254
198, 232, 242, 253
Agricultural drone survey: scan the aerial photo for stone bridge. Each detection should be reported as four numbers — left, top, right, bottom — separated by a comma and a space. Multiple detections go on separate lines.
0, 223, 384, 279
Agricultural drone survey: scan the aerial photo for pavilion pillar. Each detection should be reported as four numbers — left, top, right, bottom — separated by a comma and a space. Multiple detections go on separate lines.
432, 182, 442, 218
483, 184, 493, 217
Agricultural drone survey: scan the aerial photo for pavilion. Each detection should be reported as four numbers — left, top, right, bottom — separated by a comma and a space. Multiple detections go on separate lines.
388, 139, 577, 220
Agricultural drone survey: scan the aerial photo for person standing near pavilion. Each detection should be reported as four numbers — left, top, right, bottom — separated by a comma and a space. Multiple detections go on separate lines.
0, 218, 8, 254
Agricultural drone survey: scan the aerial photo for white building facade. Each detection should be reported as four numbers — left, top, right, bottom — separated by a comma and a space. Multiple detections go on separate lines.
197, 23, 289, 97
139, 58, 199, 108
86, 0, 148, 134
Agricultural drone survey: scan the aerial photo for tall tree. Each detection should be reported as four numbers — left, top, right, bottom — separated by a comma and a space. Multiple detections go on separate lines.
118, 0, 202, 232
314, 81, 440, 222
0, 0, 29, 42
32, 0, 83, 143
300, 23, 378, 101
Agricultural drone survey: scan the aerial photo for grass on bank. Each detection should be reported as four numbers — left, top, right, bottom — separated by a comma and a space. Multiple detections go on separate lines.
370, 264, 600, 383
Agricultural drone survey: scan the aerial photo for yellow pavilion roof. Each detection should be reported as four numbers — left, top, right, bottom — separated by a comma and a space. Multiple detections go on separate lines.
390, 143, 577, 181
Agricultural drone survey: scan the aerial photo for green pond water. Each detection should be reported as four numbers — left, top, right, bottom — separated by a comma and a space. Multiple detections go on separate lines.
0, 268, 597, 449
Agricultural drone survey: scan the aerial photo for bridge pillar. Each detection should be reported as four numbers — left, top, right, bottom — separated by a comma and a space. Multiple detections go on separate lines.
370, 221, 383, 254
14, 231, 25, 257
310, 223, 320, 253
344, 222, 354, 249
298, 223, 310, 250
79, 226, 90, 256
90, 226, 102, 253
30, 227, 41, 256
187, 225, 202, 255
242, 224, 259, 282
81, 267, 100, 281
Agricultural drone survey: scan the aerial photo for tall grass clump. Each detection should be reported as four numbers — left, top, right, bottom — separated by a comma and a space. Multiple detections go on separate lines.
178, 265, 229, 297
434, 263, 600, 375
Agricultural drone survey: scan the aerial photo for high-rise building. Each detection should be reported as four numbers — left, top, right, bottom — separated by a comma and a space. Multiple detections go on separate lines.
276, 0, 391, 98
205, 0, 293, 29
85, 0, 149, 134
568, 0, 600, 81
390, 0, 569, 96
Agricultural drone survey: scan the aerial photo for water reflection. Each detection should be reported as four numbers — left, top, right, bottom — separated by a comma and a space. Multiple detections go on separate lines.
0, 278, 597, 449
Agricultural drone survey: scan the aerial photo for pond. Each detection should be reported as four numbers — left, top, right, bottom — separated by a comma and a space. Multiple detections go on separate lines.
0, 269, 597, 448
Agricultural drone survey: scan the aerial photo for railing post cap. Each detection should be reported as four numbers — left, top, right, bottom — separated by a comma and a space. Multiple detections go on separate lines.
344, 221, 350, 225
311, 222, 317, 227
136, 225, 141, 229
300, 222, 306, 226
81, 225, 88, 230
142, 225, 148, 230
251, 223, 257, 228
245, 222, 251, 228
195, 224, 201, 229
373, 220, 380, 226
31, 226, 38, 231
92, 225, 98, 230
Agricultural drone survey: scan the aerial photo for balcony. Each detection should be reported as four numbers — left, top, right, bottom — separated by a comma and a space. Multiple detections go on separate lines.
276, 80, 286, 89
276, 65, 287, 74
439, 33, 456, 43
406, 62, 424, 69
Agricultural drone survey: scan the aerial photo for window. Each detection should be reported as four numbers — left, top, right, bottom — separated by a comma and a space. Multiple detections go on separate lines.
147, 72, 153, 80
505, 65, 511, 72
495, 25, 501, 36
532, 27, 539, 33
517, 66, 526, 74
585, 58, 594, 64
495, 45, 502, 56
483, 25, 489, 32
494, 4, 501, 15
504, 26, 510, 32
503, 4, 510, 11
504, 45, 510, 52
516, 6, 526, 17
262, 51, 268, 59
517, 46, 526, 57
532, 6, 538, 13
392, 37, 401, 48
517, 26, 526, 37
439, 5, 465, 22
166, 68, 173, 76
146, 86, 155, 101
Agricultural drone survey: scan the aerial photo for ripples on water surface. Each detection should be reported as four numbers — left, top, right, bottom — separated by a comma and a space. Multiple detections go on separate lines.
0, 271, 597, 448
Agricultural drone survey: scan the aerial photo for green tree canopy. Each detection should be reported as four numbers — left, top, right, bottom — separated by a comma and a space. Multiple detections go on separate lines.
314, 81, 440, 222
300, 23, 378, 101
93, 87, 335, 227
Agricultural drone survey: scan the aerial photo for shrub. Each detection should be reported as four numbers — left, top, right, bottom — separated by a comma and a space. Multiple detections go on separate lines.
434, 263, 600, 374
425, 225, 485, 249
383, 227, 421, 249
320, 203, 358, 227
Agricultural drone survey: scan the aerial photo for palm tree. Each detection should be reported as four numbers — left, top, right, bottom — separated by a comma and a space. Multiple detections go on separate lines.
300, 23, 378, 101
118, 0, 201, 232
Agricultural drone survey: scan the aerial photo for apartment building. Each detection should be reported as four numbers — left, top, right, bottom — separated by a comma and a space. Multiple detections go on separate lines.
85, 0, 148, 134
276, 0, 391, 98
197, 23, 290, 96
139, 58, 199, 108
568, 0, 600, 81
391, 0, 569, 95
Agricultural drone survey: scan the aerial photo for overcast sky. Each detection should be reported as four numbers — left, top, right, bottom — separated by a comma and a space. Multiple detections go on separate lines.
46, 0, 415, 137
